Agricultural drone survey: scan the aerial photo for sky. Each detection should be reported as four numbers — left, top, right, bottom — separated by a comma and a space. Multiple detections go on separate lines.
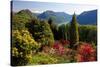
12, 1, 98, 15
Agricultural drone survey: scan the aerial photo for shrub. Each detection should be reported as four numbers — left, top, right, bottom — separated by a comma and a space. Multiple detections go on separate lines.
60, 39, 70, 47
53, 41, 65, 55
31, 52, 58, 64
11, 30, 40, 66
76, 42, 96, 62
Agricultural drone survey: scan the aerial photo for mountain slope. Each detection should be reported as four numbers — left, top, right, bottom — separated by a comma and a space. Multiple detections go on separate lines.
37, 10, 72, 24
77, 10, 97, 25
32, 10, 97, 25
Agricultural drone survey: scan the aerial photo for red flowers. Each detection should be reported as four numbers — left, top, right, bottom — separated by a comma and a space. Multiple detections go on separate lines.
78, 43, 95, 55
52, 40, 71, 55
76, 43, 96, 62
60, 39, 70, 46
53, 41, 60, 49
53, 41, 65, 55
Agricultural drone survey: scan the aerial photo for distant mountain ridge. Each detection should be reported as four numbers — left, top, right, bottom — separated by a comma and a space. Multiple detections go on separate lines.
36, 10, 97, 25
14, 9, 97, 25
77, 10, 97, 25
37, 10, 72, 24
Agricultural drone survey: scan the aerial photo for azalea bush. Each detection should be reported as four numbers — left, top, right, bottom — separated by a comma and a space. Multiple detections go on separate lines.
76, 42, 97, 62
60, 39, 70, 47
53, 41, 65, 55
50, 41, 76, 62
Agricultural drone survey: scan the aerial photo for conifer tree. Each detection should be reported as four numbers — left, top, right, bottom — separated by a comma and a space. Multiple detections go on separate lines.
70, 13, 79, 48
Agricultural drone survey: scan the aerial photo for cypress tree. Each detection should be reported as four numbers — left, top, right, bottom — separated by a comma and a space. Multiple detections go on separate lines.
70, 13, 79, 48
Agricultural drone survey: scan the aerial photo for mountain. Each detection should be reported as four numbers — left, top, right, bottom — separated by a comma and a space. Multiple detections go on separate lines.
77, 10, 97, 25
18, 9, 97, 25
17, 9, 33, 16
37, 10, 72, 24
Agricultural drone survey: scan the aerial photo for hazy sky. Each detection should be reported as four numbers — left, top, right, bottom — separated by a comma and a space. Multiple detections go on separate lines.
12, 1, 97, 15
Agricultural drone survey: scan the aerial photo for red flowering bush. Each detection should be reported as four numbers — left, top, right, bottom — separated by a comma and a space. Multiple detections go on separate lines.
53, 41, 60, 49
76, 43, 96, 62
60, 39, 70, 47
53, 41, 65, 55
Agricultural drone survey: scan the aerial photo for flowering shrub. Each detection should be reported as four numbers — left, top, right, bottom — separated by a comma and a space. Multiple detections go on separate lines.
42, 46, 50, 53
60, 39, 70, 45
49, 48, 56, 54
11, 30, 40, 66
76, 43, 96, 62
53, 41, 65, 55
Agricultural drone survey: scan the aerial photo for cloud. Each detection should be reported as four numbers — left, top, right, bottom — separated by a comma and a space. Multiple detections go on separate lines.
31, 10, 43, 13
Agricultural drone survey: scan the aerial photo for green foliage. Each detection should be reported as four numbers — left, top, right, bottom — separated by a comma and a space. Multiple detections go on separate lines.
69, 13, 79, 48
60, 24, 97, 46
12, 9, 34, 30
11, 30, 40, 66
27, 18, 54, 47
48, 18, 59, 40
31, 52, 58, 64
48, 18, 53, 25
65, 23, 70, 40
17, 9, 33, 18
58, 24, 67, 40
79, 25, 97, 45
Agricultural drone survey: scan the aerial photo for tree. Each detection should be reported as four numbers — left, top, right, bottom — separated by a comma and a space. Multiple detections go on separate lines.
12, 9, 35, 30
27, 19, 54, 49
58, 24, 67, 40
48, 18, 59, 40
48, 18, 53, 25
69, 13, 79, 48
79, 25, 97, 45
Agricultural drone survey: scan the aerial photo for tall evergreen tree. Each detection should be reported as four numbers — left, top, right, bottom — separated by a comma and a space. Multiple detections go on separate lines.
59, 24, 67, 40
48, 18, 59, 40
48, 18, 53, 25
70, 13, 79, 48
